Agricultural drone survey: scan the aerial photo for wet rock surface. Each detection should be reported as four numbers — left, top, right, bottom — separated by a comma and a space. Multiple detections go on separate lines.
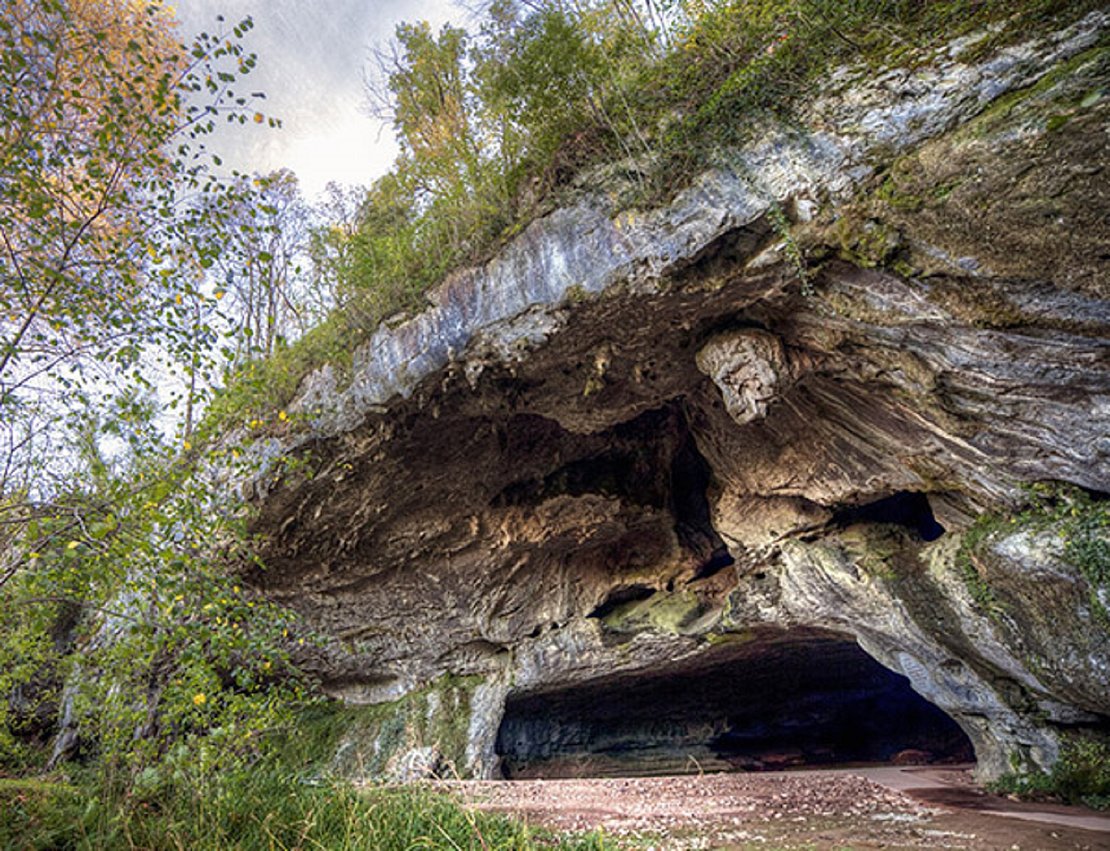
238, 14, 1110, 782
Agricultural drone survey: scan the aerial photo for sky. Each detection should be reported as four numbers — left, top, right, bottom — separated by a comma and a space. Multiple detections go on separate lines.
174, 0, 465, 199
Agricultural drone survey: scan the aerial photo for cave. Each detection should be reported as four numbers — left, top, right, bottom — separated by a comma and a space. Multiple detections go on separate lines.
496, 628, 974, 778
831, 491, 946, 542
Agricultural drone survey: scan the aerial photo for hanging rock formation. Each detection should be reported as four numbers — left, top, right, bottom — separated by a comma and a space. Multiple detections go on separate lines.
233, 12, 1110, 782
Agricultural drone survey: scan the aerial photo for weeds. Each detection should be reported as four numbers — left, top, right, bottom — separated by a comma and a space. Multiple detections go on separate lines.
990, 737, 1110, 810
0, 754, 608, 850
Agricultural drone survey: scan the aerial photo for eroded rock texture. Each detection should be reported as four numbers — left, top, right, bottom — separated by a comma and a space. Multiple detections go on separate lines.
237, 14, 1110, 782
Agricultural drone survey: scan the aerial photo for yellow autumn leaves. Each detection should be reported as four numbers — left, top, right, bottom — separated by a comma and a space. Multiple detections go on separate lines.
243, 411, 289, 431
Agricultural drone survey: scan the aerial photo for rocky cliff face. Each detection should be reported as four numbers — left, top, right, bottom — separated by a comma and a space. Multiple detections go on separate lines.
234, 13, 1109, 782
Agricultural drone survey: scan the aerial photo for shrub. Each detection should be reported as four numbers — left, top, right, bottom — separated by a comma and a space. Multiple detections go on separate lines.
991, 737, 1110, 810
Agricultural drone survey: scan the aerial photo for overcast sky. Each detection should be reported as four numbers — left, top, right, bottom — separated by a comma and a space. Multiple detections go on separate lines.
175, 0, 465, 198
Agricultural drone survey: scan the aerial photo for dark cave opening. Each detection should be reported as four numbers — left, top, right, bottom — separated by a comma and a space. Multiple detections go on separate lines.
489, 404, 735, 578
496, 628, 973, 779
832, 491, 946, 542
671, 426, 734, 578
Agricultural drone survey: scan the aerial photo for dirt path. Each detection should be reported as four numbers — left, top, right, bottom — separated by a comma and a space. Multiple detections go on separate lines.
438, 767, 1110, 850
858, 766, 1110, 835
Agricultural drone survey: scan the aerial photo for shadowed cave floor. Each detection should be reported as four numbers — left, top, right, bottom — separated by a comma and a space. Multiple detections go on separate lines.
495, 629, 974, 780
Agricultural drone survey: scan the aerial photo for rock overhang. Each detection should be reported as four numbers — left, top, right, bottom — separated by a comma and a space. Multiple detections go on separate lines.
229, 12, 1110, 782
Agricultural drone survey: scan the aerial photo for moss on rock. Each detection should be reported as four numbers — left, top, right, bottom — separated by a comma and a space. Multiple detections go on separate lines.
321, 675, 483, 781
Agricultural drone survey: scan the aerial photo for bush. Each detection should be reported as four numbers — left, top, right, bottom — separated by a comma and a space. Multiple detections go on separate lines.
991, 737, 1110, 810
1054, 739, 1110, 809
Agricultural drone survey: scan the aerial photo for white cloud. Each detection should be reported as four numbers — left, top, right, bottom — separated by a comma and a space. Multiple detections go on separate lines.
174, 0, 465, 196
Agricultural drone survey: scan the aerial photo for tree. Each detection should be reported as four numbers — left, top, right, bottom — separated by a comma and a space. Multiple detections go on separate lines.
306, 181, 365, 315
0, 2, 313, 777
369, 20, 509, 262
207, 169, 312, 367
370, 22, 478, 198
0, 0, 267, 468
1, 0, 191, 396
472, 1, 602, 181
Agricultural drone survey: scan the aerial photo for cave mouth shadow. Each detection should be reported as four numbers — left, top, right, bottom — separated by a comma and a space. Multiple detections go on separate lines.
495, 627, 974, 779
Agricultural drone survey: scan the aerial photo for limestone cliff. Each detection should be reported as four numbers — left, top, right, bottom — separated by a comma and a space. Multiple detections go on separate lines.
231, 12, 1109, 783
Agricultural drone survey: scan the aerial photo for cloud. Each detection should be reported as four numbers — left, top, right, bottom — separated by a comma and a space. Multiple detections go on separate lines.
174, 0, 464, 197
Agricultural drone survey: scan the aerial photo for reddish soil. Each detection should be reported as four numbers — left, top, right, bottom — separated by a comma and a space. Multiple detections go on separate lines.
438, 766, 1110, 850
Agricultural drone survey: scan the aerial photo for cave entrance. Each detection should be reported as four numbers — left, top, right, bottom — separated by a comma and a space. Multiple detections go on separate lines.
495, 628, 973, 778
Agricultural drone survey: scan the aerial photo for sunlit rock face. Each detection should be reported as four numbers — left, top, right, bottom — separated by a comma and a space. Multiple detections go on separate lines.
241, 13, 1110, 781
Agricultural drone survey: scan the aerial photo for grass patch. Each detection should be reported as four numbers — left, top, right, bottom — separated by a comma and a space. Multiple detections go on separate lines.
0, 767, 610, 850
1, 702, 609, 851
0, 698, 611, 849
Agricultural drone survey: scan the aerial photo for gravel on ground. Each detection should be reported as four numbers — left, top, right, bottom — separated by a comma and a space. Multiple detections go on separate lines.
433, 766, 1110, 850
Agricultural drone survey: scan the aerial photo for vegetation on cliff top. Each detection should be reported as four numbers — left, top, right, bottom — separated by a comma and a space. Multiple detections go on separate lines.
211, 0, 1103, 426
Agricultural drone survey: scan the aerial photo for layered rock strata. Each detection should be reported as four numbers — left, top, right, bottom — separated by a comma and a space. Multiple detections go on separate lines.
234, 13, 1110, 781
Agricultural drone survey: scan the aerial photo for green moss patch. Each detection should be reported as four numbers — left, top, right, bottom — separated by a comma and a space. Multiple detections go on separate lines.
956, 484, 1110, 621
601, 590, 710, 634
325, 675, 483, 781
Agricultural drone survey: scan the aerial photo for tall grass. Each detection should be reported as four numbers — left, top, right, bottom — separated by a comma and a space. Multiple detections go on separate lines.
0, 766, 609, 850
1, 702, 609, 849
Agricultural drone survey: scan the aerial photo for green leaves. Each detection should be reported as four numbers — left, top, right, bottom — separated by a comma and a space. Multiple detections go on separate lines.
0, 1, 315, 785
1, 0, 279, 472
1, 421, 311, 775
